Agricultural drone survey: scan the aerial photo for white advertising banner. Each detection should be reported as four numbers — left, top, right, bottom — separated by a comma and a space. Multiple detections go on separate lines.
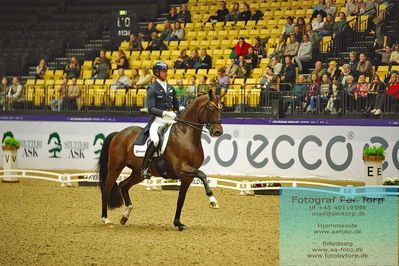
1, 119, 398, 181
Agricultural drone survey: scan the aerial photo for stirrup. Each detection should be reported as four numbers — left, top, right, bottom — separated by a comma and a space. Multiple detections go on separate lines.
141, 168, 152, 179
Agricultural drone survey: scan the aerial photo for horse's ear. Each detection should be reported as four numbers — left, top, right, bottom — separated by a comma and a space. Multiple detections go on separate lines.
208, 89, 213, 100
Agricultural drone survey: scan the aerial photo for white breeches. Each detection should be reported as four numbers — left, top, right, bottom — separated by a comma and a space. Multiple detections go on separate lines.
150, 116, 174, 147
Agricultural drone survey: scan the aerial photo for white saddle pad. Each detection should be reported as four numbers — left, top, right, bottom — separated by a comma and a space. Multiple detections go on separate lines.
133, 122, 175, 157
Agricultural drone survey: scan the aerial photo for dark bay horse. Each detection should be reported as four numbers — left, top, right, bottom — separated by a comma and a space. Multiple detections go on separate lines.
98, 90, 223, 231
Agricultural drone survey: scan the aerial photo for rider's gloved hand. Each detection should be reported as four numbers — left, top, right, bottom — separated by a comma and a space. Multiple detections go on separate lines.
162, 111, 177, 120
179, 106, 185, 112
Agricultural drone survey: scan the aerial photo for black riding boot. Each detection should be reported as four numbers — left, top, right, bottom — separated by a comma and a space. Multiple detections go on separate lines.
141, 141, 157, 179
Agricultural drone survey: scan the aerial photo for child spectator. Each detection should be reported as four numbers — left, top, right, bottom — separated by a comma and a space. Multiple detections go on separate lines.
366, 74, 385, 113
344, 75, 357, 113
354, 74, 370, 112
305, 73, 321, 112
319, 74, 332, 112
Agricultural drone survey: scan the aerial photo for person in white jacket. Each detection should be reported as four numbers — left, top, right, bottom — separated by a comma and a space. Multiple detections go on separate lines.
294, 34, 313, 73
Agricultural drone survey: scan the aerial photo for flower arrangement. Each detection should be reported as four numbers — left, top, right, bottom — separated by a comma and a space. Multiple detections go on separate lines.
363, 145, 385, 157
251, 182, 282, 188
251, 181, 281, 195
383, 178, 399, 186
2, 137, 20, 150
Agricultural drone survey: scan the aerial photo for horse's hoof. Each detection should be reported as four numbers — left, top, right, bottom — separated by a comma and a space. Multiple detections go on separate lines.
101, 217, 113, 225
178, 225, 189, 231
209, 201, 220, 209
120, 215, 128, 225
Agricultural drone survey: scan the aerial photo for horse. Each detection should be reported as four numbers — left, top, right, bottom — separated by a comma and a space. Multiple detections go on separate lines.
97, 90, 224, 231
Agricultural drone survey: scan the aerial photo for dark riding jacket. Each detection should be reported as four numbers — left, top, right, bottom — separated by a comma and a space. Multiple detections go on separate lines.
147, 80, 180, 120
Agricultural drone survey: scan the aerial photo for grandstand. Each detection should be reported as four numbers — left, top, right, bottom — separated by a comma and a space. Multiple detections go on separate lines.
0, 0, 398, 117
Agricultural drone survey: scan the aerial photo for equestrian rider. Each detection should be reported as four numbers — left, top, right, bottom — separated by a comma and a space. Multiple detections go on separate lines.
141, 62, 184, 178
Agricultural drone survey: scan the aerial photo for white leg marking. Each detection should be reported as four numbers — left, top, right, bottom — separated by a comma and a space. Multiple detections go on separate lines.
101, 217, 113, 225
123, 205, 133, 218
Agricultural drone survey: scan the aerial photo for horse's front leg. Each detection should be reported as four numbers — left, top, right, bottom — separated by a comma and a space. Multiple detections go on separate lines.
196, 170, 219, 209
173, 177, 193, 231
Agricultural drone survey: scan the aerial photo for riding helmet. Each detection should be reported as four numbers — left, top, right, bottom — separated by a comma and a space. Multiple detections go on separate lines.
152, 61, 168, 75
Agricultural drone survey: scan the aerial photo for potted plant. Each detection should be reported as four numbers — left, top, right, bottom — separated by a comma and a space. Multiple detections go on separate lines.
162, 179, 180, 190
252, 182, 281, 196
362, 145, 385, 186
383, 177, 399, 197
2, 137, 21, 183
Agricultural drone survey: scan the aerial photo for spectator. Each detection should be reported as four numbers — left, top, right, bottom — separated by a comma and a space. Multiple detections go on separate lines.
284, 75, 307, 112
354, 74, 370, 111
128, 33, 143, 51
306, 23, 320, 50
363, 0, 377, 16
283, 34, 300, 57
199, 49, 212, 69
259, 66, 278, 106
340, 64, 356, 86
346, 0, 359, 15
282, 17, 296, 37
0, 77, 8, 109
65, 56, 80, 79
344, 75, 357, 112
176, 4, 192, 23
326, 61, 341, 80
348, 51, 359, 74
357, 0, 367, 13
319, 14, 335, 38
356, 53, 373, 77
372, 73, 399, 115
280, 56, 296, 91
133, 68, 152, 90
370, 16, 387, 49
208, 1, 229, 22
389, 44, 399, 66
147, 32, 167, 51
268, 34, 286, 59
245, 47, 258, 69
294, 33, 313, 73
324, 0, 337, 17
210, 78, 223, 96
139, 22, 159, 42
296, 17, 307, 35
186, 76, 198, 96
6, 77, 23, 110
225, 2, 240, 23
174, 49, 189, 69
305, 73, 321, 112
174, 79, 187, 105
167, 21, 185, 41
311, 61, 328, 78
167, 7, 178, 22
325, 76, 344, 114
311, 0, 327, 20
217, 67, 229, 92
238, 2, 251, 22
375, 45, 392, 65
51, 79, 66, 111
35, 59, 47, 79
253, 36, 267, 58
332, 12, 351, 47
197, 76, 209, 95
293, 26, 303, 43
111, 69, 131, 91
312, 14, 325, 34
236, 55, 251, 79
61, 78, 82, 111
114, 50, 129, 69
159, 20, 173, 41
186, 49, 200, 69
225, 58, 238, 80
234, 37, 253, 58
91, 50, 111, 79
269, 56, 283, 75
365, 74, 385, 112
319, 74, 332, 112
131, 68, 140, 87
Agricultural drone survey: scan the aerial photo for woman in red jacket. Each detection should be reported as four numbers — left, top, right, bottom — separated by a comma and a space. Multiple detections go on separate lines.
234, 37, 253, 58
372, 73, 399, 115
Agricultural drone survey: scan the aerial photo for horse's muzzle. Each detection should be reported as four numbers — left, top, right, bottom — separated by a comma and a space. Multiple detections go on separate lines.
211, 129, 223, 137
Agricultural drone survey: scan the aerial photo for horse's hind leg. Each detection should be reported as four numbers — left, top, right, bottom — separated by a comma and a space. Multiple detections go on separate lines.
119, 170, 144, 225
101, 165, 124, 224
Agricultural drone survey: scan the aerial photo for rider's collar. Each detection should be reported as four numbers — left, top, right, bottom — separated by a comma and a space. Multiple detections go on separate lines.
156, 79, 168, 92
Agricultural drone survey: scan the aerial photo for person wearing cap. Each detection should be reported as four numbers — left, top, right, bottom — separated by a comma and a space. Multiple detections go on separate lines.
140, 62, 184, 178
327, 61, 341, 80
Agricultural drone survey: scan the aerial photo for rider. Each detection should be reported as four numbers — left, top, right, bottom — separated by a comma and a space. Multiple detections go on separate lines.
141, 62, 184, 178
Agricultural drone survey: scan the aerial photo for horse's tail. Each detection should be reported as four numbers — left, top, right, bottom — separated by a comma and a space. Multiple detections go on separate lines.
97, 131, 123, 209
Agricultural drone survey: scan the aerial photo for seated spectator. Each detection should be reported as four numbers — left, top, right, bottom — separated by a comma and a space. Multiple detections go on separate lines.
259, 66, 278, 106
324, 0, 337, 18
65, 56, 80, 79
225, 58, 238, 80
346, 0, 359, 15
174, 79, 187, 105
114, 50, 129, 69
128, 33, 143, 51
364, 0, 377, 15
235, 37, 253, 58
356, 53, 373, 77
186, 49, 200, 69
197, 76, 209, 95
61, 78, 82, 111
372, 73, 399, 115
166, 21, 185, 41
147, 32, 167, 51
245, 47, 258, 69
282, 17, 296, 38
238, 3, 251, 22
217, 67, 229, 92
167, 7, 178, 22
357, 0, 367, 13
186, 76, 198, 96
370, 16, 387, 49
176, 4, 192, 23
51, 79, 66, 111
326, 61, 341, 80
225, 2, 240, 23
35, 59, 47, 79
365, 74, 385, 112
305, 23, 320, 51
312, 14, 325, 34
283, 34, 300, 57
311, 61, 328, 78
174, 49, 189, 69
305, 73, 321, 112
348, 51, 359, 75
296, 17, 306, 35
111, 69, 131, 91
294, 33, 313, 73
133, 68, 152, 90
269, 56, 283, 75
0, 77, 8, 109
344, 75, 357, 112
159, 20, 173, 41
375, 45, 392, 66
131, 68, 140, 87
209, 78, 223, 96
280, 56, 296, 91
325, 76, 344, 114
319, 74, 332, 112
354, 74, 370, 112
139, 22, 159, 42
236, 55, 252, 79
311, 0, 327, 20
389, 44, 399, 66
91, 49, 111, 79
293, 26, 303, 43
340, 64, 356, 86
6, 77, 23, 110
284, 75, 307, 112
332, 12, 352, 46
208, 1, 229, 22
199, 49, 212, 69
268, 34, 286, 59
319, 14, 334, 38
253, 36, 267, 58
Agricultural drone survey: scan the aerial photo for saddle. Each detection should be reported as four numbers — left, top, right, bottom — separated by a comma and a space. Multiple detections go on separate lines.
133, 123, 174, 158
